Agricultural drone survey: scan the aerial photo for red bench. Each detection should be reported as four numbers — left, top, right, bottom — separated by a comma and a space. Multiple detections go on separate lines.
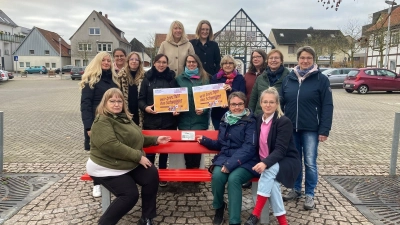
80, 130, 268, 223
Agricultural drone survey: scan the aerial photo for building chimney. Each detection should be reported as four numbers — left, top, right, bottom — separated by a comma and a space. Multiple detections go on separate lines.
99, 11, 102, 15
105, 14, 108, 19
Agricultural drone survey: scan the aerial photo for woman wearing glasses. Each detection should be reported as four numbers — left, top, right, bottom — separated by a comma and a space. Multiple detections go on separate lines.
175, 54, 209, 169
248, 49, 290, 116
196, 92, 258, 225
112, 48, 127, 73
117, 52, 145, 127
138, 54, 178, 187
244, 50, 268, 107
210, 55, 245, 130
80, 51, 120, 197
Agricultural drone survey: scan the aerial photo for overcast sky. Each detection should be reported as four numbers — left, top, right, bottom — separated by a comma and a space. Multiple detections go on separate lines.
0, 0, 392, 46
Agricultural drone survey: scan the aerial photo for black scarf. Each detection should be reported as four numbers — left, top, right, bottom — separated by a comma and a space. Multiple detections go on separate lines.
149, 66, 173, 81
266, 65, 284, 86
101, 69, 113, 80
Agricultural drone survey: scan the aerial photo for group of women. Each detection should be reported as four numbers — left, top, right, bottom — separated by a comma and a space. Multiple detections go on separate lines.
80, 18, 333, 225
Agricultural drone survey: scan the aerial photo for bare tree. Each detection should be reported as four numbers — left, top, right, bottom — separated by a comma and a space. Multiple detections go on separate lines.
339, 20, 363, 67
214, 30, 246, 56
144, 33, 157, 66
297, 34, 325, 64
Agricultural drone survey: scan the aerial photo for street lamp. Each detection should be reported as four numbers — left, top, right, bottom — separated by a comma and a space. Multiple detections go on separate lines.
384, 0, 397, 69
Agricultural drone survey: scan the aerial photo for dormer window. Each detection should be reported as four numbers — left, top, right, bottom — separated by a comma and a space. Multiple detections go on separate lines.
331, 34, 335, 38
307, 34, 311, 37
280, 33, 284, 37
121, 32, 124, 38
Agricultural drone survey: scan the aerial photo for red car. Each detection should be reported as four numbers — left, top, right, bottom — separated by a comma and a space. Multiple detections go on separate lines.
343, 68, 400, 94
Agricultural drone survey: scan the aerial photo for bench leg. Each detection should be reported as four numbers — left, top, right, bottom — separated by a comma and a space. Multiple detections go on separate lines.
251, 181, 270, 224
101, 185, 111, 213
168, 154, 186, 169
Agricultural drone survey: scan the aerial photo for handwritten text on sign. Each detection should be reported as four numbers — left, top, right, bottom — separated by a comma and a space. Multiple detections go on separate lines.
192, 83, 228, 109
153, 87, 189, 113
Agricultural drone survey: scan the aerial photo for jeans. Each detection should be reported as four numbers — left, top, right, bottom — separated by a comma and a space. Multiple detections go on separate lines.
292, 131, 319, 197
257, 163, 286, 216
91, 165, 159, 225
211, 166, 253, 224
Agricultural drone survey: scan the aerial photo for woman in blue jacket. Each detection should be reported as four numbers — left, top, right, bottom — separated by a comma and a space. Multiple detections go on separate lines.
197, 92, 258, 225
280, 46, 333, 210
210, 55, 246, 130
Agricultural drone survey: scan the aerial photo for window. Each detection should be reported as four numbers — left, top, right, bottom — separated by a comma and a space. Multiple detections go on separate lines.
330, 34, 335, 38
83, 60, 89, 66
26, 62, 30, 67
89, 27, 100, 35
97, 43, 112, 52
45, 63, 50, 68
75, 60, 81, 67
52, 63, 56, 68
391, 32, 399, 45
44, 50, 50, 55
29, 50, 34, 55
365, 70, 374, 75
19, 62, 24, 67
307, 34, 311, 37
288, 46, 295, 54
280, 33, 284, 37
4, 49, 9, 55
386, 70, 397, 77
78, 43, 92, 51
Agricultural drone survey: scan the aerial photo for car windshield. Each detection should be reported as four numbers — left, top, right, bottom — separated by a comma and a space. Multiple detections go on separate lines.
322, 69, 335, 75
347, 70, 359, 77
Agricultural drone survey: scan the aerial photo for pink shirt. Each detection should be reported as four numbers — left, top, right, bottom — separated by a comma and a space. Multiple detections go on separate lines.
259, 113, 274, 160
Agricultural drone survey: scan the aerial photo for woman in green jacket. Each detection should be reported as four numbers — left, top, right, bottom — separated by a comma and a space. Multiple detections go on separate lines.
86, 88, 171, 225
176, 54, 209, 168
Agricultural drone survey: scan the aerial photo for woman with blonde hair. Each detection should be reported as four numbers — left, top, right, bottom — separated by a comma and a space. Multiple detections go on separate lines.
80, 51, 120, 197
190, 20, 221, 77
117, 52, 145, 127
158, 20, 195, 76
87, 88, 171, 225
244, 87, 301, 225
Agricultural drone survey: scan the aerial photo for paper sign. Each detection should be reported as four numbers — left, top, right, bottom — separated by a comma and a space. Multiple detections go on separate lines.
181, 131, 195, 140
153, 87, 189, 113
192, 83, 228, 109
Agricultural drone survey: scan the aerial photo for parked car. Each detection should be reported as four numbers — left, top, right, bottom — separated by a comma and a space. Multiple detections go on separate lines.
343, 68, 400, 94
319, 67, 331, 72
55, 65, 74, 74
322, 68, 355, 86
0, 70, 9, 81
7, 71, 14, 79
70, 66, 86, 80
25, 66, 47, 74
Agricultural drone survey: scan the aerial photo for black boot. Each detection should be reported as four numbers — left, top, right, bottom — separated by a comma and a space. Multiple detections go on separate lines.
213, 202, 226, 225
138, 217, 154, 225
244, 214, 259, 225
242, 181, 252, 189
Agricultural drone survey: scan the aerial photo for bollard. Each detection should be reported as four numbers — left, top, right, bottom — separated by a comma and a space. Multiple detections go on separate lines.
0, 111, 3, 174
389, 112, 400, 176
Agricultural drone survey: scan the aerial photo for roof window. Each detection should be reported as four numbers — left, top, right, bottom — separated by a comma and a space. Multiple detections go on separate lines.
280, 33, 284, 37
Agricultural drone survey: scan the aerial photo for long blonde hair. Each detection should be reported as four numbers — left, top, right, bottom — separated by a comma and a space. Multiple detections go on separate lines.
260, 87, 284, 118
79, 52, 120, 89
96, 88, 132, 120
121, 52, 145, 86
166, 20, 188, 43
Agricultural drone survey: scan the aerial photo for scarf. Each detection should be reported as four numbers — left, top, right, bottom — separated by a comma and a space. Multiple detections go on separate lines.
130, 70, 137, 79
295, 64, 315, 77
224, 108, 249, 125
266, 65, 284, 86
101, 69, 113, 80
293, 64, 319, 83
216, 69, 237, 87
184, 67, 200, 79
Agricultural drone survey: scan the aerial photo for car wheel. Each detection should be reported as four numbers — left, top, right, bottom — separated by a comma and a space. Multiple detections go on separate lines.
40, 71, 43, 74
71, 78, 75, 80
357, 85, 368, 94
345, 89, 354, 93
386, 91, 393, 93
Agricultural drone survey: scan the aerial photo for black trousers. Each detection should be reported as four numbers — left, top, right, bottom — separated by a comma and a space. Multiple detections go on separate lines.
91, 164, 159, 225
184, 154, 202, 169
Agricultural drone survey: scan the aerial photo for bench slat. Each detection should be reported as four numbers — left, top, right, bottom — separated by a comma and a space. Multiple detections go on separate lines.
142, 130, 218, 141
144, 142, 219, 154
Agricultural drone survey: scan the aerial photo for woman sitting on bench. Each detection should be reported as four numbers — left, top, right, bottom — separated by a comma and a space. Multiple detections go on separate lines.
86, 88, 171, 225
196, 91, 259, 225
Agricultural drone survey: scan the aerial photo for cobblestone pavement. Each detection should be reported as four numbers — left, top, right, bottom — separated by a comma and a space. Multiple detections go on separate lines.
0, 75, 399, 225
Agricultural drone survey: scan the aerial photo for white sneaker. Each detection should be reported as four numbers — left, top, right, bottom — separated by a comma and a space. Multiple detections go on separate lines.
92, 185, 101, 197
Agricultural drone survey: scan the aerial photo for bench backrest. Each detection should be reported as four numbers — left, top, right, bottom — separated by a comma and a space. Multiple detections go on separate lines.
142, 130, 219, 154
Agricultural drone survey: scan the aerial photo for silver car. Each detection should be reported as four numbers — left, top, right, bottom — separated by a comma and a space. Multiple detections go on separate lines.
322, 68, 355, 86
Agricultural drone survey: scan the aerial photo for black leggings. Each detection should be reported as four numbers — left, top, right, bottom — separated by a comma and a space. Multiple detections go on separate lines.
91, 164, 159, 225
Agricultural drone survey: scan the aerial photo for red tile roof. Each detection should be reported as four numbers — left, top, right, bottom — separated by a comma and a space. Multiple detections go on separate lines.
367, 6, 400, 32
36, 27, 70, 57
94, 11, 130, 45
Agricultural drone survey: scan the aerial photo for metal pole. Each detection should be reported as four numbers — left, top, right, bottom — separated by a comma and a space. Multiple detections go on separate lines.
385, 6, 391, 69
389, 112, 400, 176
59, 37, 62, 79
0, 111, 3, 174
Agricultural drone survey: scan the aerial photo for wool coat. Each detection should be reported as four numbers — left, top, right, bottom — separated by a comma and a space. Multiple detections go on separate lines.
158, 38, 195, 76
256, 113, 301, 188
189, 39, 221, 76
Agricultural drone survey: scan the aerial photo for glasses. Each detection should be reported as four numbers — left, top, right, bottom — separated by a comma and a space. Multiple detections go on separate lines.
201, 28, 210, 31
114, 55, 125, 58
129, 58, 140, 62
252, 55, 262, 59
156, 61, 168, 65
108, 100, 123, 105
299, 57, 313, 61
186, 60, 197, 64
268, 57, 280, 61
223, 62, 234, 65
261, 101, 276, 105
230, 102, 245, 108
